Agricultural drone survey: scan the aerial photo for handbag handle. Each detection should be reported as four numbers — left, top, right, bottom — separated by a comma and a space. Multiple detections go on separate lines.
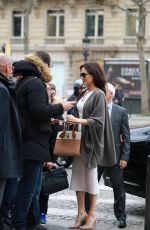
59, 122, 77, 139
51, 119, 77, 139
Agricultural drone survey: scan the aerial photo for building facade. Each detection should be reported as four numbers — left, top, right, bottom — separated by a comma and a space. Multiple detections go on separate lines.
0, 0, 150, 99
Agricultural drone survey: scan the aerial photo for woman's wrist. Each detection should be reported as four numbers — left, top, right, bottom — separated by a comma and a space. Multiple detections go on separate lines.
77, 118, 82, 124
78, 118, 88, 125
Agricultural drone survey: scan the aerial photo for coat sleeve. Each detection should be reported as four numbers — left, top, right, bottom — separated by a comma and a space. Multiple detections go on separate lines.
86, 92, 106, 161
81, 90, 116, 168
26, 78, 64, 121
87, 91, 105, 127
120, 109, 130, 162
0, 87, 9, 131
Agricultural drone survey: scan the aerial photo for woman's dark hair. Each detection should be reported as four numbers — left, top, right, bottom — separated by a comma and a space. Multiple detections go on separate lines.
80, 62, 106, 94
35, 51, 51, 67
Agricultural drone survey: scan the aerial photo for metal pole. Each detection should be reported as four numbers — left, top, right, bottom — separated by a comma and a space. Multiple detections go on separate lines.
83, 49, 89, 62
144, 155, 150, 230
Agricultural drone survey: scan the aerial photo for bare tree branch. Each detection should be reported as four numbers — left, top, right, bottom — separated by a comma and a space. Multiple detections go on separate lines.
112, 0, 150, 113
115, 5, 137, 15
117, 5, 127, 12
143, 0, 150, 5
114, 1, 150, 16
132, 0, 150, 6
132, 0, 141, 6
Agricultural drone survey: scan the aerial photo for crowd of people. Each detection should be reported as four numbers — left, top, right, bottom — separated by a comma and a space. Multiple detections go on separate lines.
0, 51, 130, 230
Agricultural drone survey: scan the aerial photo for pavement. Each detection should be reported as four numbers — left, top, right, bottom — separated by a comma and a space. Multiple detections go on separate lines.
46, 220, 144, 230
45, 189, 144, 230
129, 114, 150, 127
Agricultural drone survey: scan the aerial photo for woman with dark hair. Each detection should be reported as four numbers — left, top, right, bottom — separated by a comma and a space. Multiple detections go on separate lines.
67, 62, 116, 230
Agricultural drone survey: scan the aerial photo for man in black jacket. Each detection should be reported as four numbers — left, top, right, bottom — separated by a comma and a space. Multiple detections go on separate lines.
0, 54, 22, 229
68, 79, 83, 102
85, 83, 130, 228
12, 53, 73, 230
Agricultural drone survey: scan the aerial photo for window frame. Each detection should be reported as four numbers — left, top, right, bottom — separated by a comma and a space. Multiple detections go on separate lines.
47, 9, 65, 38
125, 8, 145, 38
12, 11, 24, 38
85, 9, 104, 38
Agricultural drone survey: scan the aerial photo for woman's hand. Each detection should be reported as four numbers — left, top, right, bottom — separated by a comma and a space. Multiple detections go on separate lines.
67, 115, 79, 124
67, 115, 88, 125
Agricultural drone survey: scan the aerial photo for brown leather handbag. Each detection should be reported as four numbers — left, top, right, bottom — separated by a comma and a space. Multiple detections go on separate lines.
53, 122, 81, 157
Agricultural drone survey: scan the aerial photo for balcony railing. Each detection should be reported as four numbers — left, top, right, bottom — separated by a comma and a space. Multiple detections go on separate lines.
10, 37, 24, 44
45, 37, 65, 44
88, 37, 104, 45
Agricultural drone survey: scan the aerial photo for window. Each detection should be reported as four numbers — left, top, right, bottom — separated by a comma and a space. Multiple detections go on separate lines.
47, 9, 64, 37
12, 11, 24, 37
126, 9, 145, 37
86, 9, 104, 37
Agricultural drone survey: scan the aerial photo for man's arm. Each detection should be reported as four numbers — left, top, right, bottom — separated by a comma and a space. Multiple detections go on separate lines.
0, 87, 9, 131
120, 109, 130, 162
26, 78, 64, 121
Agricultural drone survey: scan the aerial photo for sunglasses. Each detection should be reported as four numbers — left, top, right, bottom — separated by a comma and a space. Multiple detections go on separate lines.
80, 72, 89, 78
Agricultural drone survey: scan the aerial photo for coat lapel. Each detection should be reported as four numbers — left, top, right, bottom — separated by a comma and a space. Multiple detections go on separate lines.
111, 104, 116, 127
84, 89, 99, 107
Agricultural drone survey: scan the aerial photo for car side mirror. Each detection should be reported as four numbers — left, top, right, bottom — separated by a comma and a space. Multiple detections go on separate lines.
145, 138, 150, 149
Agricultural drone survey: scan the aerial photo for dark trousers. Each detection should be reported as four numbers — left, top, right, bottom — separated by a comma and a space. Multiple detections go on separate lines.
85, 164, 126, 221
27, 167, 49, 227
39, 166, 49, 215
39, 188, 49, 214
27, 180, 49, 227
12, 160, 43, 230
27, 174, 43, 228
0, 178, 18, 229
0, 178, 6, 207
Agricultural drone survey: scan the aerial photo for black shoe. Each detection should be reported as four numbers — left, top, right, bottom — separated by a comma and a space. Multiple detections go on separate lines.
118, 220, 127, 228
34, 224, 48, 230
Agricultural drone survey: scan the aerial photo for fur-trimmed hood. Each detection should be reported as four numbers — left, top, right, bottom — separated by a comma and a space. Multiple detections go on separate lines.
25, 54, 52, 83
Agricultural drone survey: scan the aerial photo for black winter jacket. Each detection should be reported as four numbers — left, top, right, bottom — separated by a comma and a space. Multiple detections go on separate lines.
0, 75, 22, 178
15, 61, 64, 162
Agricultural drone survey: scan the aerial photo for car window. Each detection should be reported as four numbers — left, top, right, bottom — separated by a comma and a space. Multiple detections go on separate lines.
145, 131, 150, 135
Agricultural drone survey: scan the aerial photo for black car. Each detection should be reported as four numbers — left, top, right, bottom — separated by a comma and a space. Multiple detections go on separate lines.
104, 125, 150, 198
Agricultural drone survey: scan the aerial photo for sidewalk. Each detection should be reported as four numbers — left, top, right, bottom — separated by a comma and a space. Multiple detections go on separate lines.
46, 224, 111, 230
129, 114, 150, 127
46, 216, 144, 230
46, 221, 143, 230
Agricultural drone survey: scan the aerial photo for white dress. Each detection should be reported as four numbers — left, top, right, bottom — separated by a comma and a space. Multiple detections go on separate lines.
70, 91, 99, 195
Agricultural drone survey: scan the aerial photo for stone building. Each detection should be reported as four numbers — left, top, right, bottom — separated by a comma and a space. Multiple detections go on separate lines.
0, 0, 150, 99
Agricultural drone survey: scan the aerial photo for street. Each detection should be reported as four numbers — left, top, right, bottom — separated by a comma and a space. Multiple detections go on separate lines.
46, 168, 145, 230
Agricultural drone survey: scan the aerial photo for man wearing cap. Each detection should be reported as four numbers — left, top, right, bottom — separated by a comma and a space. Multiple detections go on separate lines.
85, 83, 130, 228
67, 79, 83, 102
